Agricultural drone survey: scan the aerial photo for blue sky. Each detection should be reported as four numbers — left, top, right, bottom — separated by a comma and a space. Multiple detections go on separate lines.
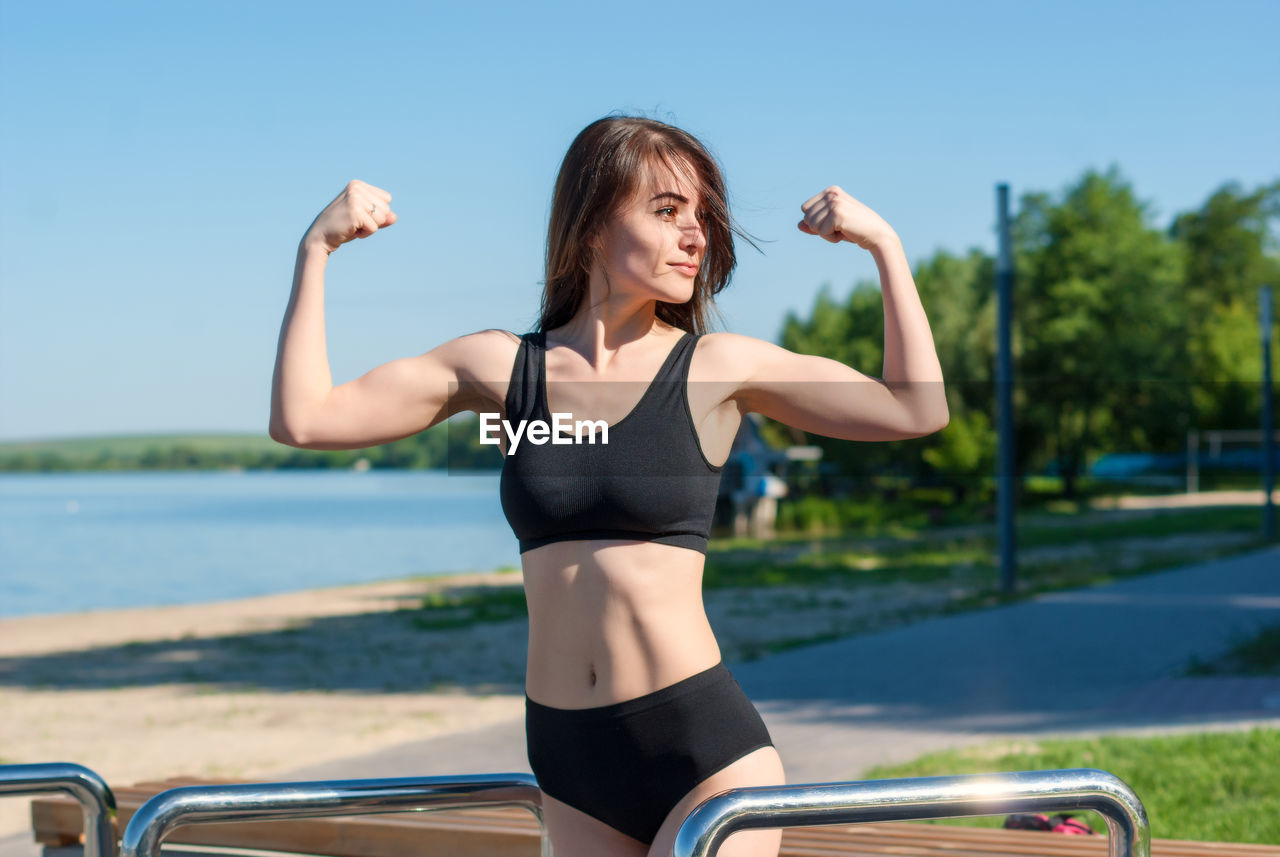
1, 0, 1276, 442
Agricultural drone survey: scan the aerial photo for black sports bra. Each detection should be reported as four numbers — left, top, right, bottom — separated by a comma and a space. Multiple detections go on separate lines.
498, 330, 724, 554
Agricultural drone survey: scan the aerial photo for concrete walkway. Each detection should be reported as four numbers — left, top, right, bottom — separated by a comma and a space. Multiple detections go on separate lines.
283, 543, 1280, 784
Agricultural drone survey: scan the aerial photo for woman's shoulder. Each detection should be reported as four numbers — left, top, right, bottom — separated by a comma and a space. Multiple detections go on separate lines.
694, 331, 776, 360
468, 327, 523, 344
438, 328, 525, 381
690, 331, 779, 381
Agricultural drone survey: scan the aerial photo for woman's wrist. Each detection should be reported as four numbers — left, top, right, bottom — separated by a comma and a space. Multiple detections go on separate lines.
865, 228, 901, 254
299, 234, 336, 258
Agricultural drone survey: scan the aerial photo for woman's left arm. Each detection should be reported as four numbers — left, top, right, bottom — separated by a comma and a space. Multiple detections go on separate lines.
725, 186, 948, 442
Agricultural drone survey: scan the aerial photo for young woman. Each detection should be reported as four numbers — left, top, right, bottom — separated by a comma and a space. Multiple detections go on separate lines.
269, 115, 947, 857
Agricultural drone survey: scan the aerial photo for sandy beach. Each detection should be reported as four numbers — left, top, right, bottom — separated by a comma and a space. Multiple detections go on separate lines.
0, 574, 533, 839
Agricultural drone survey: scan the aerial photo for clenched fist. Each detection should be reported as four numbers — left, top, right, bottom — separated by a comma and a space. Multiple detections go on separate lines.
303, 180, 398, 255
798, 185, 894, 250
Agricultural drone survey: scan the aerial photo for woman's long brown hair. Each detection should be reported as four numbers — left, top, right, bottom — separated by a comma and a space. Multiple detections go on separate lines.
539, 115, 758, 336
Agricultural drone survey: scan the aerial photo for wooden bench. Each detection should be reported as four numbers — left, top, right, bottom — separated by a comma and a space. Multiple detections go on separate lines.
29, 777, 1280, 857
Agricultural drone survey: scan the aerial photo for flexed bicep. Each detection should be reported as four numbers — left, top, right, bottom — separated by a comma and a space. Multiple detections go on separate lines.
720, 334, 940, 442
288, 330, 514, 450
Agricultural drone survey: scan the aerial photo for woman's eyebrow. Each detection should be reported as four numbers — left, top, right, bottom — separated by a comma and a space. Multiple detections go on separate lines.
649, 192, 690, 203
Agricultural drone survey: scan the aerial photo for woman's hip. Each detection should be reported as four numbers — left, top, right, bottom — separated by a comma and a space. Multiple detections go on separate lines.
523, 660, 774, 843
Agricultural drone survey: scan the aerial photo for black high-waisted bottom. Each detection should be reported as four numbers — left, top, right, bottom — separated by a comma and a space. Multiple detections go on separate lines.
524, 661, 774, 844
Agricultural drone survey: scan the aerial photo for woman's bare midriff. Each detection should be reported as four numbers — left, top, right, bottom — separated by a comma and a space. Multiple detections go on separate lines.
522, 538, 722, 709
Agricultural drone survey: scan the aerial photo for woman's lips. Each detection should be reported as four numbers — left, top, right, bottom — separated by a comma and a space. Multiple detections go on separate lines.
672, 263, 698, 276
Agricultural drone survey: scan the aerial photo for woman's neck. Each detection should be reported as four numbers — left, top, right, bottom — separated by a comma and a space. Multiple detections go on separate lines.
548, 304, 679, 370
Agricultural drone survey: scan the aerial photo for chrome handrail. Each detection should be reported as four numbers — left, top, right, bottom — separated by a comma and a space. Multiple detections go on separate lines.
672, 768, 1150, 857
119, 773, 547, 857
0, 763, 117, 857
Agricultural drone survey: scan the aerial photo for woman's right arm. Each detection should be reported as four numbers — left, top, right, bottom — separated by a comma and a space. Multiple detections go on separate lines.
269, 180, 503, 450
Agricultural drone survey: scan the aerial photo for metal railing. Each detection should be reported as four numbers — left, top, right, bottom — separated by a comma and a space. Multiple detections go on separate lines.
119, 773, 546, 857
673, 768, 1150, 857
0, 763, 117, 857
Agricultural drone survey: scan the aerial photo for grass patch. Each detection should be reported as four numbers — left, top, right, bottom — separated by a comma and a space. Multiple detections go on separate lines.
407, 587, 528, 630
705, 506, 1269, 593
700, 506, 1272, 661
733, 631, 847, 662
1015, 506, 1266, 546
714, 505, 1265, 556
864, 728, 1280, 843
702, 548, 990, 589
752, 491, 1271, 545
709, 538, 1271, 659
1186, 622, 1280, 676
345, 502, 1269, 662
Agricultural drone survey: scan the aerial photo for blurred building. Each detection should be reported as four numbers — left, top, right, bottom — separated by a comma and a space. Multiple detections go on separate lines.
714, 414, 821, 538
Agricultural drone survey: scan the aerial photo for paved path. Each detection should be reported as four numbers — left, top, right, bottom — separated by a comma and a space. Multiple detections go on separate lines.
283, 543, 1280, 784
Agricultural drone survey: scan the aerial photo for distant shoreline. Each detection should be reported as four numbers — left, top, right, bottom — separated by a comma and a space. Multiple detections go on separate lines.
0, 569, 522, 657
0, 422, 502, 473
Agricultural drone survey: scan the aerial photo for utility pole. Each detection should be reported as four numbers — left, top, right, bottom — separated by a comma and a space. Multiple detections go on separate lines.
996, 184, 1017, 594
1261, 285, 1274, 541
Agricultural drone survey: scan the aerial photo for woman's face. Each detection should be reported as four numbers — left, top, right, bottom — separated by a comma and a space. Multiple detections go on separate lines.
593, 161, 707, 304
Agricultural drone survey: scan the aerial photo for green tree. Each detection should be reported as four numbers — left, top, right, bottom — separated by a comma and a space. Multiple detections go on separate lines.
921, 407, 995, 504
1014, 165, 1187, 498
1169, 180, 1280, 432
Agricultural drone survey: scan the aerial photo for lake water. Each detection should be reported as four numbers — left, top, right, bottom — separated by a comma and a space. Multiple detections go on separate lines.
0, 470, 520, 618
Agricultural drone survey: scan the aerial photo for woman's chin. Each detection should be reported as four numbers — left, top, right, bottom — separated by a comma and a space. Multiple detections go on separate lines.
654, 286, 696, 305
620, 280, 694, 306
